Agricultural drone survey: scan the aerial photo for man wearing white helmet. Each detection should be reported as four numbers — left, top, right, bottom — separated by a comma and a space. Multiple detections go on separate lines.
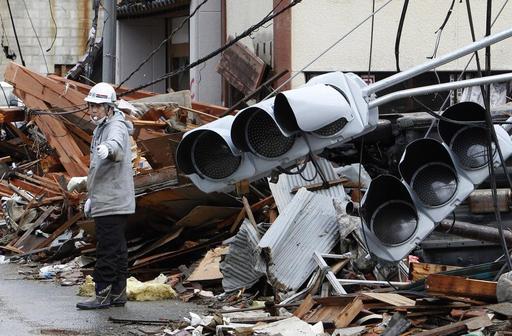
76, 82, 135, 310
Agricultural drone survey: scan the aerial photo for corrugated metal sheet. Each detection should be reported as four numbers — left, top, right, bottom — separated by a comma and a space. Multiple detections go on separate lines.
220, 220, 268, 292
268, 158, 348, 212
256, 188, 340, 292
117, 0, 190, 18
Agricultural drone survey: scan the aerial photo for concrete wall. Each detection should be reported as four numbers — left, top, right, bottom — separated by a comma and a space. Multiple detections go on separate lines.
116, 17, 166, 93
0, 0, 98, 80
225, 0, 273, 65
290, 0, 512, 86
189, 0, 222, 104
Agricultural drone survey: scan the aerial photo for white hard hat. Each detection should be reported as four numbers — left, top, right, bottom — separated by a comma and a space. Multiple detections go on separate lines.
84, 82, 117, 104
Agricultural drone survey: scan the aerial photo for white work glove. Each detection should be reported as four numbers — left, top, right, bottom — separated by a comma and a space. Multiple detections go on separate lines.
96, 144, 109, 160
67, 176, 87, 192
84, 198, 91, 218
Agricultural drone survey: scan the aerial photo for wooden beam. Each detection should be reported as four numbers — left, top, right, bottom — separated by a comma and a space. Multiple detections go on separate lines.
334, 297, 364, 328
0, 107, 25, 123
34, 212, 82, 249
426, 274, 497, 300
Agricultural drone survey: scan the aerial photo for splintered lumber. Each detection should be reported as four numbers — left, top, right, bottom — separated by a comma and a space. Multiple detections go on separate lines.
363, 292, 416, 307
0, 107, 25, 123
294, 294, 315, 319
303, 296, 363, 328
14, 206, 58, 250
34, 212, 82, 249
426, 274, 497, 300
410, 262, 461, 281
187, 246, 228, 282
334, 298, 364, 328
4, 62, 86, 110
15, 92, 88, 176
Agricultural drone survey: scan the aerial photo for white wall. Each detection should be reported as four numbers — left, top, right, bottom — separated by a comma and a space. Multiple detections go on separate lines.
189, 0, 222, 104
116, 17, 166, 93
225, 0, 274, 65
291, 0, 512, 86
0, 0, 98, 79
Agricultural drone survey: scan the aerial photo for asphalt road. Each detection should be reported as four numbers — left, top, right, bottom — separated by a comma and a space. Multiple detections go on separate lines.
0, 263, 205, 336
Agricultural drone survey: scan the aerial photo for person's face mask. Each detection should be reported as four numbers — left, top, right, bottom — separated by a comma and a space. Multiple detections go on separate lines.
88, 103, 108, 125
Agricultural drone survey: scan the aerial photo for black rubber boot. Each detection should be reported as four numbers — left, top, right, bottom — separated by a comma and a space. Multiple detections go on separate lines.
76, 282, 112, 310
111, 278, 127, 307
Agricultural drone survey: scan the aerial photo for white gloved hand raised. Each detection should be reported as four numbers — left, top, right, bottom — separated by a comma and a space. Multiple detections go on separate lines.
96, 144, 109, 160
84, 198, 91, 218
67, 176, 87, 192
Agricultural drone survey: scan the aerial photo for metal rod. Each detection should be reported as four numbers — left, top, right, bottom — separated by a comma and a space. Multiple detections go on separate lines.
364, 26, 512, 96
368, 72, 512, 108
337, 279, 409, 287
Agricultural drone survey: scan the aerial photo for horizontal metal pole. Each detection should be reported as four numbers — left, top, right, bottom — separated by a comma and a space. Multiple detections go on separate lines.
368, 73, 512, 109
364, 27, 512, 96
338, 279, 409, 287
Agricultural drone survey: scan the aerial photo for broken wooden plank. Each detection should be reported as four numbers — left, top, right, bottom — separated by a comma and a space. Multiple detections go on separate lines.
216, 40, 266, 95
0, 107, 25, 123
14, 206, 58, 250
363, 292, 416, 307
334, 297, 364, 328
410, 262, 461, 281
187, 246, 228, 282
426, 274, 497, 300
293, 294, 315, 319
34, 212, 82, 249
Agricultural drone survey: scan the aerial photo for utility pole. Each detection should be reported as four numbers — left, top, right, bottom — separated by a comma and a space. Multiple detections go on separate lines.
102, 0, 116, 83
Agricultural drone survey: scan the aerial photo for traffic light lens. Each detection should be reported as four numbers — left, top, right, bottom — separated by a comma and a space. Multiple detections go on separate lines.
246, 111, 296, 158
411, 163, 457, 206
192, 132, 241, 179
371, 200, 417, 245
313, 118, 347, 137
450, 126, 489, 169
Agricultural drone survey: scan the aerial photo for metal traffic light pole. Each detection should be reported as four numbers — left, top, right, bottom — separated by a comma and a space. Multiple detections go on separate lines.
363, 26, 512, 98
368, 72, 512, 109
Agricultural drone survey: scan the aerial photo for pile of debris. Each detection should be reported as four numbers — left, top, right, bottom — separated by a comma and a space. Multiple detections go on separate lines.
2, 62, 512, 336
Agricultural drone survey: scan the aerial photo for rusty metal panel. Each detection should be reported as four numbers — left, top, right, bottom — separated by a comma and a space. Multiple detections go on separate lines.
216, 40, 266, 95
137, 133, 182, 169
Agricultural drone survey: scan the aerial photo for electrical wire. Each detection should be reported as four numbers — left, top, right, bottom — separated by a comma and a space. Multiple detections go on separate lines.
22, 0, 49, 74
394, 0, 409, 72
117, 0, 211, 88
119, 0, 303, 97
422, 0, 510, 138
45, 0, 58, 52
6, 0, 25, 66
466, 0, 512, 271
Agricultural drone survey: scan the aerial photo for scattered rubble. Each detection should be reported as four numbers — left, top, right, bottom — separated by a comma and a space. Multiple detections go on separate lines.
2, 62, 512, 335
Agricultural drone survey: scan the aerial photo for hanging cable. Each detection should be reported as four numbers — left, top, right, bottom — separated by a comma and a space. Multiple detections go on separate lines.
22, 0, 49, 74
119, 0, 303, 97
45, 0, 58, 52
394, 0, 409, 72
423, 0, 510, 138
466, 0, 512, 271
6, 0, 25, 66
117, 0, 211, 88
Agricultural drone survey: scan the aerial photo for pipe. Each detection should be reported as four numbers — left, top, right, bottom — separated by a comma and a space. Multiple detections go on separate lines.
364, 26, 512, 96
368, 73, 512, 109
102, 0, 117, 83
436, 220, 512, 245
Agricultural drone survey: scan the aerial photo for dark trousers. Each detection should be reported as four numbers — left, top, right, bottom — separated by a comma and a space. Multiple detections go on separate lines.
93, 215, 128, 284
